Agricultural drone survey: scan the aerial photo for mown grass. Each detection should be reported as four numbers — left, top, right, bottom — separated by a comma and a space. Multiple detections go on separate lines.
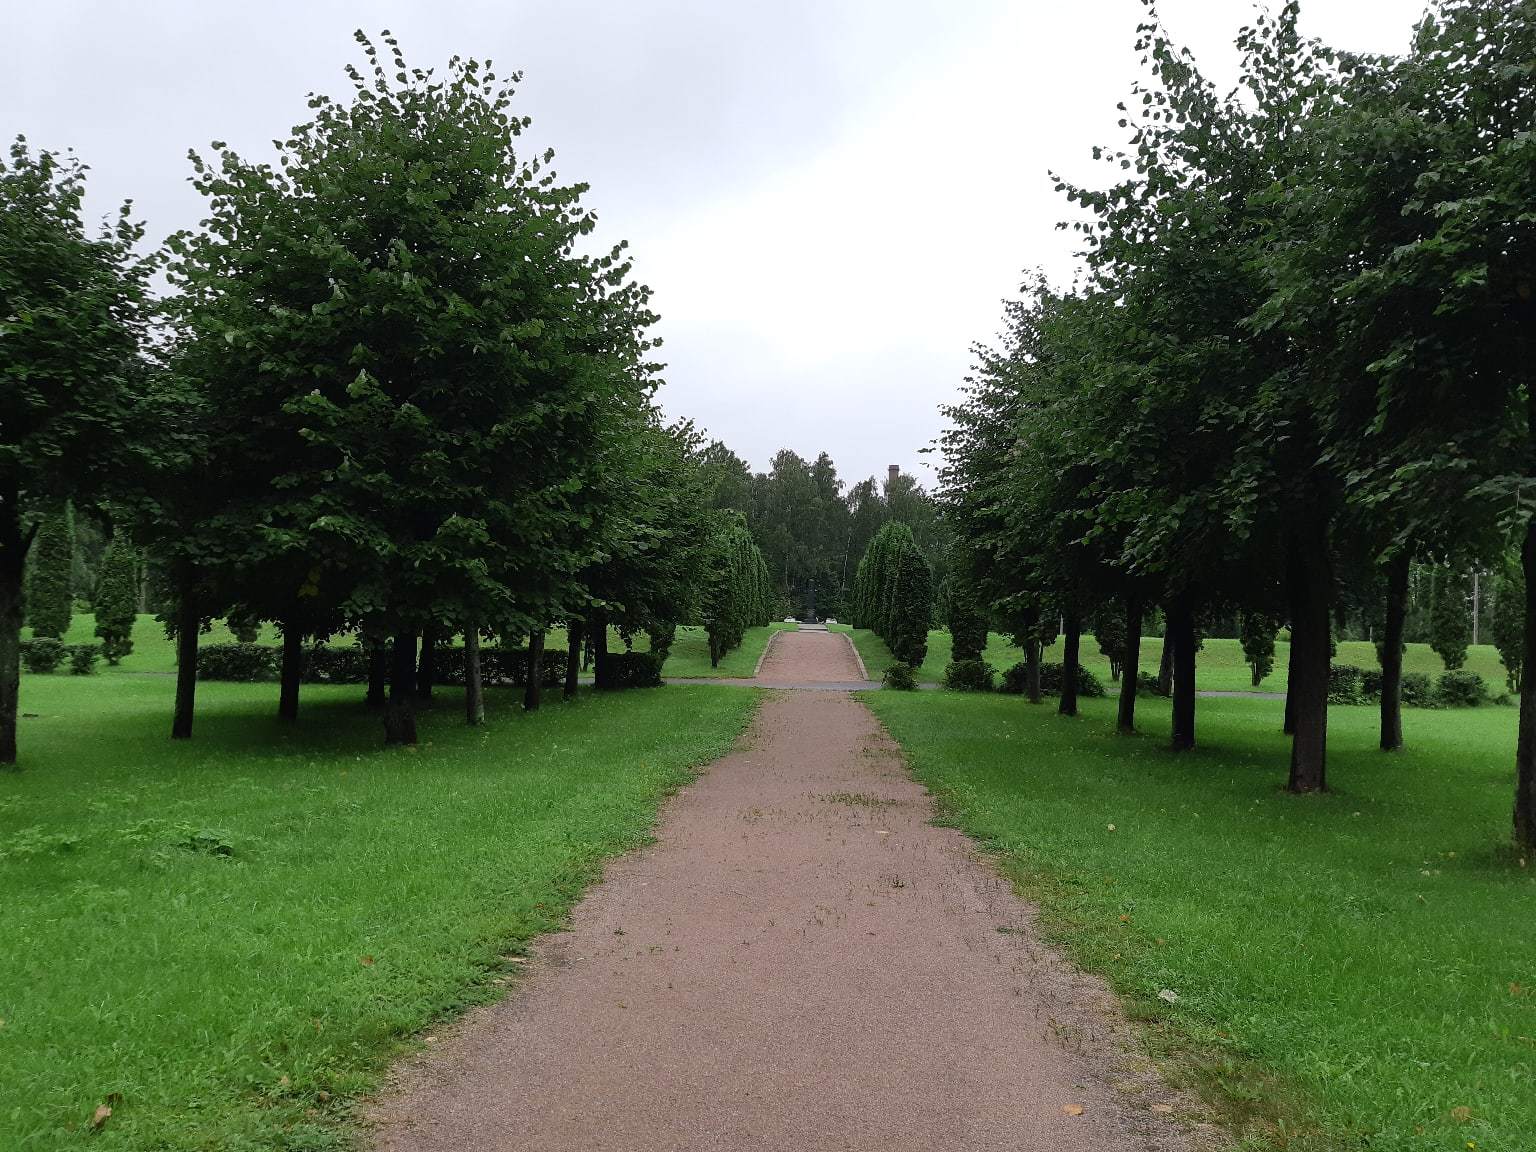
837, 626, 1512, 692
23, 615, 793, 683
864, 690, 1535, 1152
0, 675, 757, 1149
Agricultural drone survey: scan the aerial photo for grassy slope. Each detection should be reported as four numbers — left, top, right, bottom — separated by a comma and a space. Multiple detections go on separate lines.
836, 625, 1512, 691
0, 676, 756, 1150
864, 690, 1535, 1152
26, 615, 793, 682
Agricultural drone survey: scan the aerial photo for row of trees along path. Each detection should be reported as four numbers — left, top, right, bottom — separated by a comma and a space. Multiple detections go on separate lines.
940, 0, 1536, 850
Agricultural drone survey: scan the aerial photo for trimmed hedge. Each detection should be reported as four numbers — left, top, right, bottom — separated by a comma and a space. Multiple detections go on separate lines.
194, 641, 562, 686
883, 663, 918, 691
999, 660, 1106, 698
944, 659, 995, 692
1436, 669, 1487, 707
19, 639, 100, 676
599, 651, 663, 690
20, 637, 66, 674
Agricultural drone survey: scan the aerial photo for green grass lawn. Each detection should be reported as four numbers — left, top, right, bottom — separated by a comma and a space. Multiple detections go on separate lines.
836, 625, 1512, 693
864, 690, 1535, 1152
1, 675, 756, 1150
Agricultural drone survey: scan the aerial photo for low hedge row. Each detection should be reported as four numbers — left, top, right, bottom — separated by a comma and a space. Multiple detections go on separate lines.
19, 639, 100, 675
996, 661, 1108, 698
1329, 665, 1494, 708
197, 642, 564, 687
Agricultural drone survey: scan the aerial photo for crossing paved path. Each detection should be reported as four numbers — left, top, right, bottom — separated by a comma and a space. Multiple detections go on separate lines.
369, 630, 1212, 1152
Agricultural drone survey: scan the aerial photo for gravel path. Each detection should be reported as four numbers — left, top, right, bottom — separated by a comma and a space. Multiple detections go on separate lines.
368, 633, 1212, 1151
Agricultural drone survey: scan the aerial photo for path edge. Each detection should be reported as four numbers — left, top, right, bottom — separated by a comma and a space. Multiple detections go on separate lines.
841, 631, 869, 680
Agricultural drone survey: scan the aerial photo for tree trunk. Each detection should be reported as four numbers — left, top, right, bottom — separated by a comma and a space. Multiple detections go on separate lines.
1515, 517, 1536, 849
1168, 592, 1196, 751
171, 567, 200, 740
1379, 551, 1409, 752
415, 625, 436, 703
366, 641, 388, 709
1118, 593, 1143, 735
1157, 630, 1174, 696
384, 630, 418, 745
1283, 637, 1296, 734
0, 492, 26, 767
564, 619, 583, 700
278, 624, 302, 722
464, 625, 484, 726
1025, 637, 1042, 704
592, 612, 613, 690
524, 629, 545, 711
1059, 608, 1081, 717
1286, 522, 1332, 793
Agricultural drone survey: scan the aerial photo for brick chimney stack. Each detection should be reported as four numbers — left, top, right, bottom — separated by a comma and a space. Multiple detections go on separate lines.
887, 464, 900, 487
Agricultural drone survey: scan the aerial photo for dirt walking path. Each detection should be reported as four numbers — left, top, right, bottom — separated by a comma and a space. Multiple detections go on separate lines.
755, 626, 865, 684
369, 635, 1208, 1151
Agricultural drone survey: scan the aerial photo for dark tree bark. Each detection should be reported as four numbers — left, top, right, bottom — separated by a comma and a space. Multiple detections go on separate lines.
1157, 629, 1174, 696
171, 566, 200, 740
1286, 522, 1333, 793
1515, 517, 1536, 849
592, 612, 613, 690
1118, 593, 1143, 735
0, 491, 29, 766
1059, 608, 1081, 717
1283, 637, 1296, 734
1025, 637, 1042, 704
1379, 551, 1409, 752
366, 641, 388, 709
464, 625, 484, 726
278, 623, 303, 722
415, 625, 437, 703
384, 630, 418, 745
524, 629, 545, 711
1168, 592, 1197, 751
564, 618, 583, 700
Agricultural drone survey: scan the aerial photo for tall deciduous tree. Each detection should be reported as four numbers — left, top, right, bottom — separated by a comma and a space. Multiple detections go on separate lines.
0, 138, 155, 765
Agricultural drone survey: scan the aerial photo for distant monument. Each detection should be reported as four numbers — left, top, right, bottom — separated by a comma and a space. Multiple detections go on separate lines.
799, 582, 818, 624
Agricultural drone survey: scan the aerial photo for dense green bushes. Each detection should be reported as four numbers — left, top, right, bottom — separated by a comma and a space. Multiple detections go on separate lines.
1331, 664, 1495, 708
703, 513, 772, 667
19, 639, 97, 675
194, 642, 562, 686
92, 537, 138, 663
944, 659, 995, 692
25, 508, 73, 639
852, 522, 933, 669
1000, 660, 1106, 698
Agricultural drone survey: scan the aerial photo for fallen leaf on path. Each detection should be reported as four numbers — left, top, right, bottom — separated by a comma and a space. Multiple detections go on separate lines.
1151, 1103, 1174, 1114
91, 1104, 112, 1130
1062, 1104, 1085, 1117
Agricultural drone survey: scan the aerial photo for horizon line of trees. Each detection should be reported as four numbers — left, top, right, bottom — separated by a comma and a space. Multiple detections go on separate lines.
939, 0, 1536, 849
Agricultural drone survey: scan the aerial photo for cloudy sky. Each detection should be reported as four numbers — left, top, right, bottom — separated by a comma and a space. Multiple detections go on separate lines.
3, 0, 1429, 491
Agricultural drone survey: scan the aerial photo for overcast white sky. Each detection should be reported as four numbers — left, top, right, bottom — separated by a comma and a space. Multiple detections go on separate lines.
2, 1, 1428, 491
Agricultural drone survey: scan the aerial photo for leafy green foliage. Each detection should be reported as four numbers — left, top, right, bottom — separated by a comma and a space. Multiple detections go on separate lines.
881, 663, 917, 691
852, 522, 932, 666
19, 637, 64, 674
24, 506, 72, 639
1429, 570, 1471, 672
92, 536, 138, 664
1240, 612, 1280, 688
943, 659, 994, 692
1436, 670, 1487, 708
1491, 563, 1524, 692
701, 512, 771, 667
